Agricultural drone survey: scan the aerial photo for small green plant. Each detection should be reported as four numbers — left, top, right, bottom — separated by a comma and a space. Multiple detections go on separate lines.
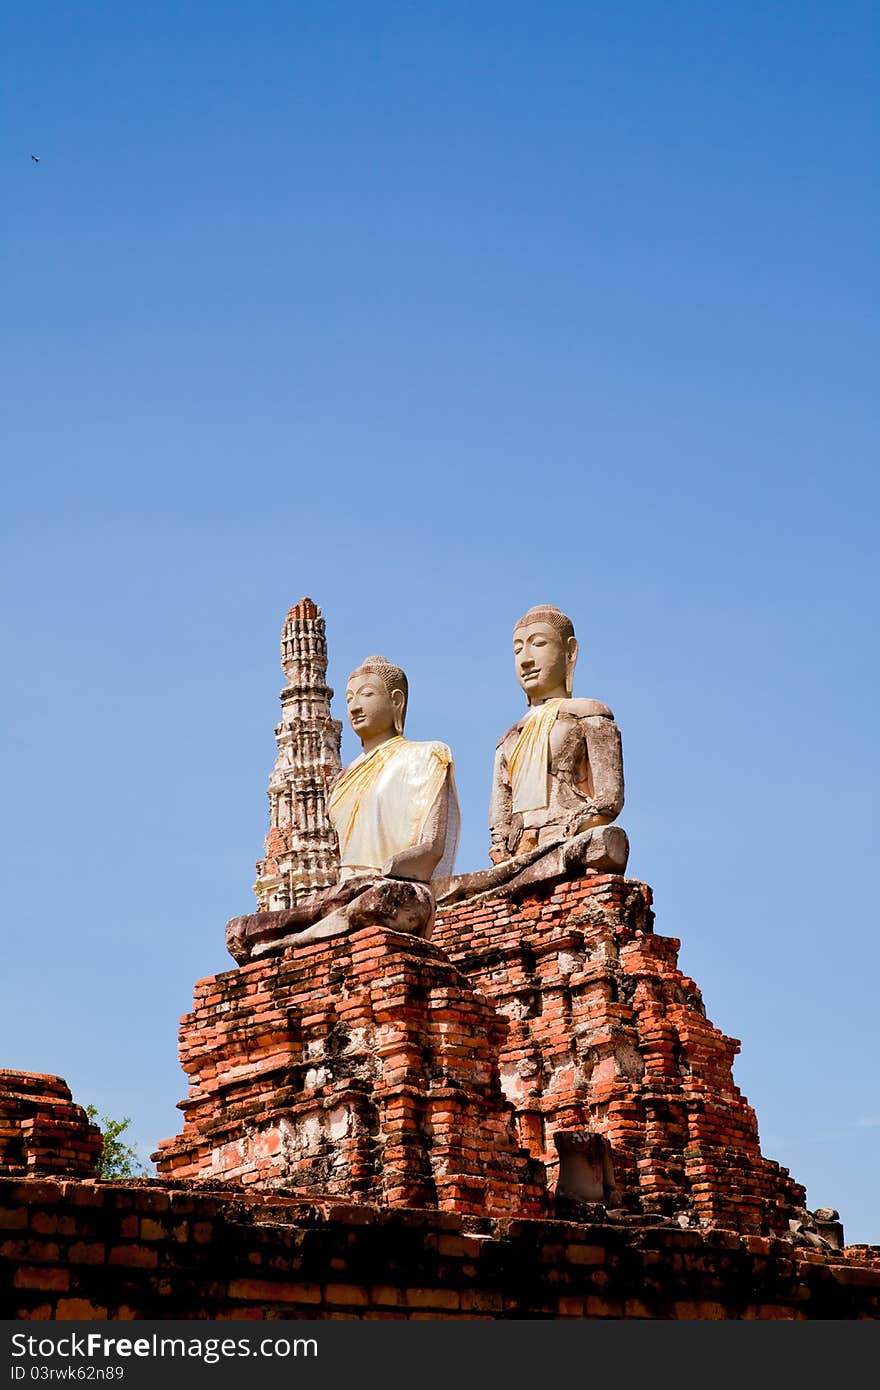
85, 1105, 147, 1180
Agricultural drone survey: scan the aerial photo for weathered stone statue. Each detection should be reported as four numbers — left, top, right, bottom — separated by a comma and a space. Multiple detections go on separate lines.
435, 604, 627, 906
226, 656, 459, 963
489, 604, 625, 864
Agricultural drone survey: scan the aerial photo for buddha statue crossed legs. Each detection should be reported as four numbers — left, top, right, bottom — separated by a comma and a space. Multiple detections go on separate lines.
226, 657, 459, 964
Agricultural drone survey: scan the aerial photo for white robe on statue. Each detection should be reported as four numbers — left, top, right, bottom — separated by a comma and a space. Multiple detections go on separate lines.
327, 736, 460, 879
507, 698, 563, 813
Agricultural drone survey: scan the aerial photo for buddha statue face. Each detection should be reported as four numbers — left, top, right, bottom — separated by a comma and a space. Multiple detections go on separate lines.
345, 660, 407, 752
513, 614, 578, 704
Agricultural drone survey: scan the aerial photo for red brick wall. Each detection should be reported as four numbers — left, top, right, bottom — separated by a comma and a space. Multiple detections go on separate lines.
1, 1178, 878, 1320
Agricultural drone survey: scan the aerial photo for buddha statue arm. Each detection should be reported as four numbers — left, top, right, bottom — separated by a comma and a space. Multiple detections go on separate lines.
488, 739, 516, 864
567, 712, 625, 832
382, 767, 452, 882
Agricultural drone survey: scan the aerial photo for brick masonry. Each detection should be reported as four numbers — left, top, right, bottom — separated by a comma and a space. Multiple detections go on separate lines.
432, 871, 804, 1233
0, 1073, 101, 1181
154, 926, 546, 1217
1, 1178, 878, 1320
156, 869, 807, 1237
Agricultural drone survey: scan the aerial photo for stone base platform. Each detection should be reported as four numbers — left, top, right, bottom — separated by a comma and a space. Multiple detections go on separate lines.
154, 926, 546, 1217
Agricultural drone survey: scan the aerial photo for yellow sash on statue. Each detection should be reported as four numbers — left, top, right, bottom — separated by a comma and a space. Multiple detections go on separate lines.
328, 736, 455, 874
508, 698, 563, 813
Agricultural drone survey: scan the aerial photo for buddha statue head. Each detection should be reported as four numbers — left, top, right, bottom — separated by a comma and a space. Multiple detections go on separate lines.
345, 656, 409, 751
512, 605, 578, 704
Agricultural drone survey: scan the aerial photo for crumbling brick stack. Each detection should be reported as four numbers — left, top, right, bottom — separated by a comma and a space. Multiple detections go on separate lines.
154, 927, 546, 1217
432, 872, 804, 1234
0, 1071, 101, 1179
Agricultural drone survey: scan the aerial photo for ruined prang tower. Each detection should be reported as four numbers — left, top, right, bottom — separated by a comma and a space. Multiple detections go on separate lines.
253, 598, 342, 910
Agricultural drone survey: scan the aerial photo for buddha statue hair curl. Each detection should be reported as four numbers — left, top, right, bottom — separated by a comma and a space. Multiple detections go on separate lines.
513, 605, 575, 643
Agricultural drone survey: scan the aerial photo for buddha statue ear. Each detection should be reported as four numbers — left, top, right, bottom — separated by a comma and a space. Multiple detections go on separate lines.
564, 636, 578, 697
391, 687, 406, 735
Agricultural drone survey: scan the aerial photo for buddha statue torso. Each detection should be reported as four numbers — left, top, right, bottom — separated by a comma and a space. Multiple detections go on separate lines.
329, 734, 458, 881
490, 697, 624, 860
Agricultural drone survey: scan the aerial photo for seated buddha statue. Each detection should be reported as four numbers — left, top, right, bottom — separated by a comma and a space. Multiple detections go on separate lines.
435, 605, 627, 909
488, 604, 626, 865
226, 656, 459, 964
433, 603, 628, 905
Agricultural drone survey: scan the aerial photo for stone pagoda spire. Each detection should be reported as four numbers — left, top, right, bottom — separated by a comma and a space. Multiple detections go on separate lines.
253, 598, 342, 910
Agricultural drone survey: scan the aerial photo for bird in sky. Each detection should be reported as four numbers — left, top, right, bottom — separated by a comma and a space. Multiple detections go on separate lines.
31, 154, 40, 162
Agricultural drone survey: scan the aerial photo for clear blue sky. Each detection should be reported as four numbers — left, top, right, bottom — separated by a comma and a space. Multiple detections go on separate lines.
2, 3, 878, 1241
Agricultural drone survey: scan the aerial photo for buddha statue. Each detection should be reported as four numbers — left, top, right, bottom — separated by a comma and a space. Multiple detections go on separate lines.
422, 607, 625, 912
488, 604, 625, 866
435, 605, 628, 910
330, 657, 459, 884
226, 656, 459, 963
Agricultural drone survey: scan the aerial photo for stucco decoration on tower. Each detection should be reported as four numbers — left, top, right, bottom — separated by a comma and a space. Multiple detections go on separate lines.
253, 598, 343, 911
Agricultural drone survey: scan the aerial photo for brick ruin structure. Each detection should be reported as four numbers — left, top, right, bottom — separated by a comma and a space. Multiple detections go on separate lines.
2, 597, 878, 1319
253, 599, 342, 910
0, 1072, 101, 1180
153, 870, 804, 1239
155, 926, 547, 1215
